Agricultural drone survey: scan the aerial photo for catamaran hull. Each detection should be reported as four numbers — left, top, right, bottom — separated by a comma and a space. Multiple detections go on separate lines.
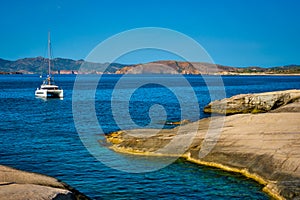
35, 89, 63, 98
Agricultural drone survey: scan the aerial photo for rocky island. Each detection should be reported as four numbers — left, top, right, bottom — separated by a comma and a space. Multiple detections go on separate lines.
0, 165, 90, 200
0, 57, 300, 75
106, 90, 300, 200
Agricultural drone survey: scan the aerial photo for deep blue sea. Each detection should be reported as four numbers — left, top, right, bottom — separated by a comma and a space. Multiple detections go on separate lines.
0, 74, 299, 199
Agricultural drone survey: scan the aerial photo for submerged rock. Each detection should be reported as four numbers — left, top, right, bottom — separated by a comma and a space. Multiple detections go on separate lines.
204, 89, 300, 114
165, 119, 191, 125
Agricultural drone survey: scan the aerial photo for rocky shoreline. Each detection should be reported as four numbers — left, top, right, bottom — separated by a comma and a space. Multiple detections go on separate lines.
204, 89, 300, 114
106, 90, 300, 200
0, 165, 90, 200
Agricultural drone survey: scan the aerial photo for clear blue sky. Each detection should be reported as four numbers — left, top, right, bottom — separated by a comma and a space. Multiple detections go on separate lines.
0, 0, 299, 67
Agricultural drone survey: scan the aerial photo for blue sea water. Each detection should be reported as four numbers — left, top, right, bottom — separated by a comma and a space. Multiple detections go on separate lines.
0, 74, 299, 199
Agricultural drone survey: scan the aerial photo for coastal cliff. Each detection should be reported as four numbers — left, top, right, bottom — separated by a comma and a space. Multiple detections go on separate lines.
106, 90, 300, 199
0, 165, 90, 200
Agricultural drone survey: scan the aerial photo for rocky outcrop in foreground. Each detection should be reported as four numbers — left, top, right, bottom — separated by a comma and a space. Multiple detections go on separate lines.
0, 165, 90, 200
204, 89, 300, 114
106, 91, 300, 200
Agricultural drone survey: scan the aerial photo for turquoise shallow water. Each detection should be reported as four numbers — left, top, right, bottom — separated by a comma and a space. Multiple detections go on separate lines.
0, 74, 299, 199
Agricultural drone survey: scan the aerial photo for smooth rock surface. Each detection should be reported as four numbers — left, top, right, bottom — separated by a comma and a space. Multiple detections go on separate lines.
0, 165, 90, 200
0, 183, 73, 200
204, 89, 300, 114
106, 101, 300, 199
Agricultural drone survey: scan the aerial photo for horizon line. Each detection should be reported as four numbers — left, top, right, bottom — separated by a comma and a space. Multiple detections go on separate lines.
0, 56, 299, 69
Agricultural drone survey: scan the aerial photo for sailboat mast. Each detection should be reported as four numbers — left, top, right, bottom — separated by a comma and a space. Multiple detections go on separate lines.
48, 31, 51, 76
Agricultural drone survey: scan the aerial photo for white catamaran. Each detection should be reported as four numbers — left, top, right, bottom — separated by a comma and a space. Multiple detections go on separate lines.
35, 32, 63, 98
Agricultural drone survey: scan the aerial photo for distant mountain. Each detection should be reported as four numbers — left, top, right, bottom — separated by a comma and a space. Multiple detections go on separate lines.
0, 57, 299, 75
0, 57, 127, 74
